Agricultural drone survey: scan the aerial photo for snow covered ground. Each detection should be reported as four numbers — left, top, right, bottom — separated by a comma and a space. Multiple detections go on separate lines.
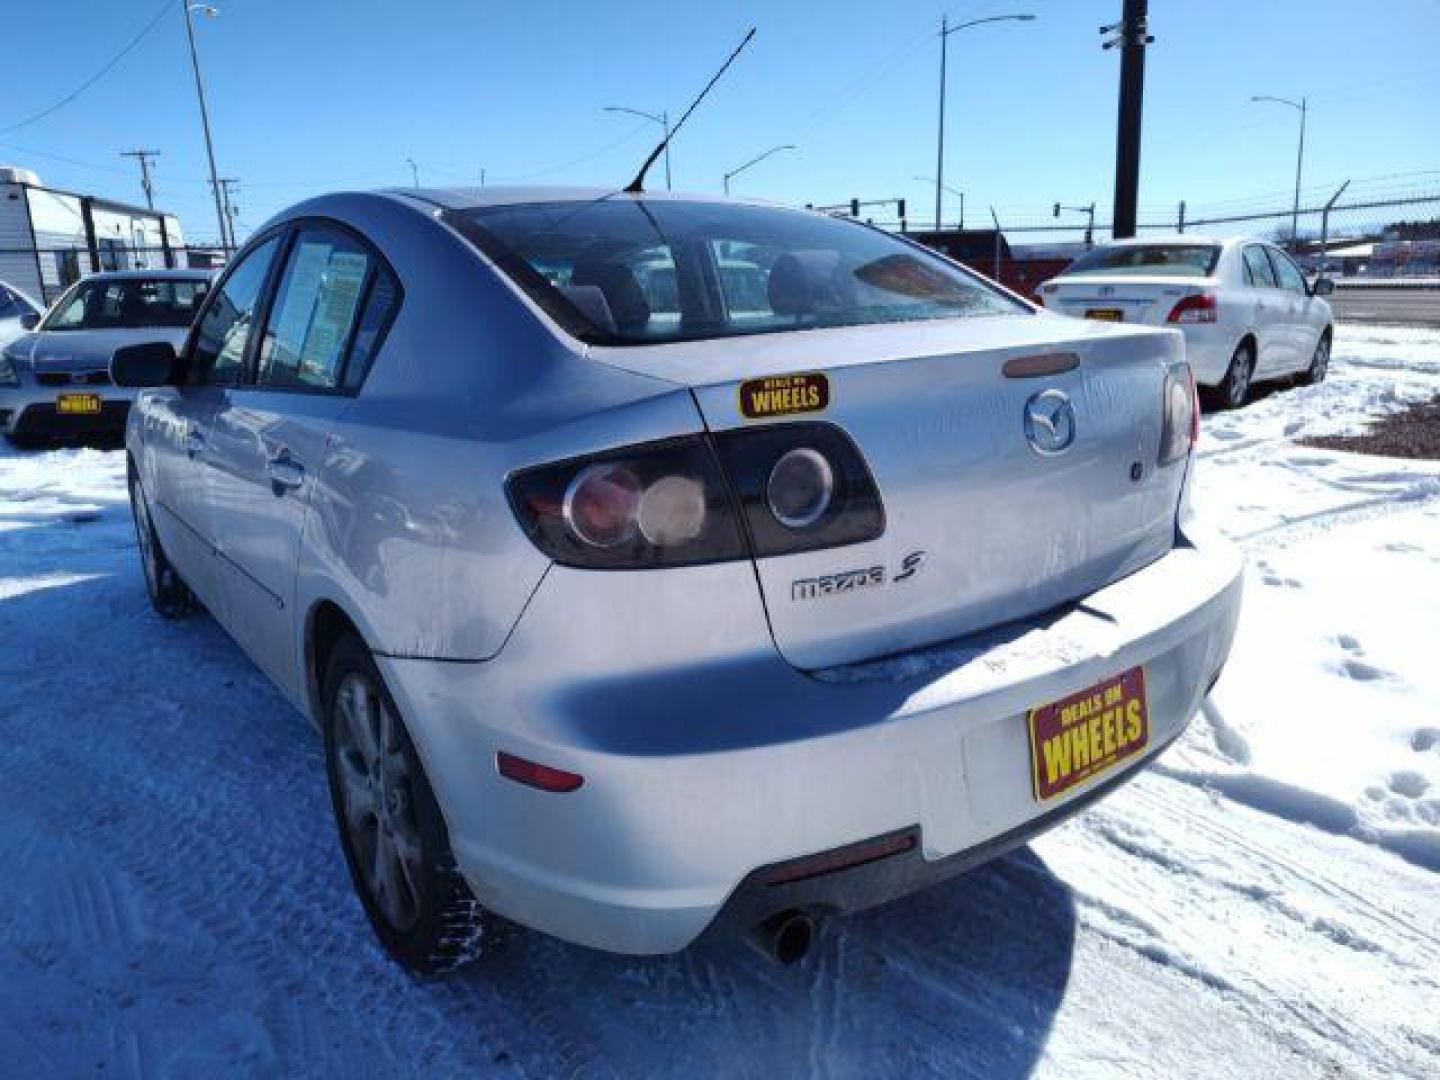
0, 324, 1437, 1078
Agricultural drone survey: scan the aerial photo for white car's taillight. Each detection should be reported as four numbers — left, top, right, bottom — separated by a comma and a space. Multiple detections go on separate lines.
1167, 292, 1218, 324
1159, 363, 1199, 466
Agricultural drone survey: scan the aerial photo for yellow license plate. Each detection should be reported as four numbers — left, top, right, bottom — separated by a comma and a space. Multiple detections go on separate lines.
56, 393, 102, 415
1085, 308, 1123, 322
1027, 667, 1149, 802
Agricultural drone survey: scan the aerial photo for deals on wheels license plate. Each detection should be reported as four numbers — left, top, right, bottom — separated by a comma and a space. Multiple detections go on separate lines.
1028, 667, 1149, 802
56, 392, 102, 415
1085, 308, 1123, 322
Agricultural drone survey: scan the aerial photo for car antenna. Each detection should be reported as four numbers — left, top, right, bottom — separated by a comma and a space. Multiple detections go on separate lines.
624, 27, 757, 195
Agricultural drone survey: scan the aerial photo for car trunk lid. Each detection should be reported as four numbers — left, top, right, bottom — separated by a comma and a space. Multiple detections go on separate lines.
592, 315, 1189, 670
1040, 275, 1215, 327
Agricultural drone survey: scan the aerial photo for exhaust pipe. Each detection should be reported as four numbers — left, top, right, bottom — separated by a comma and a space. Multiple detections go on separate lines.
749, 910, 815, 965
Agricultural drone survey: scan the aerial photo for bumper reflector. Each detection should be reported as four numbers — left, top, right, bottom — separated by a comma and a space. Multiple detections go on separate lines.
496, 751, 584, 793
760, 830, 917, 886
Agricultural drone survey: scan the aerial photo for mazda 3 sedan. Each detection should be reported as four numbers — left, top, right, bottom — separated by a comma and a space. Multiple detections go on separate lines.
1, 269, 211, 445
116, 188, 1242, 972
1036, 236, 1334, 410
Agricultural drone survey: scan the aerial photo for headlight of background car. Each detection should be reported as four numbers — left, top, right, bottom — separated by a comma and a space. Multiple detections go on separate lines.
0, 352, 20, 388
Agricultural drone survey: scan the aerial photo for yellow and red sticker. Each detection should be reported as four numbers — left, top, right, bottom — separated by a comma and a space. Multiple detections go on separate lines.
738, 372, 829, 420
1028, 667, 1149, 802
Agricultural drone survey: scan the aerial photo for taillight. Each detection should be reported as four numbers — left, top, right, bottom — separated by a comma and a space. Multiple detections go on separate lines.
507, 436, 745, 569
711, 422, 884, 558
1159, 362, 1198, 466
506, 424, 884, 568
1167, 292, 1218, 324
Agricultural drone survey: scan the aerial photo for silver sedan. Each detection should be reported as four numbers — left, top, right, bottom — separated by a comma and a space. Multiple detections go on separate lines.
115, 188, 1242, 972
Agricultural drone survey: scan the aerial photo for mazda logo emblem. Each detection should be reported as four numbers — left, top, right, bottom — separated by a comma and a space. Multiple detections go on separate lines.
1024, 389, 1076, 456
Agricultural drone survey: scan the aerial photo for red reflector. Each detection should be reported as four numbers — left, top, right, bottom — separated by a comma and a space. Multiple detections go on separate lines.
760, 831, 916, 886
496, 751, 584, 793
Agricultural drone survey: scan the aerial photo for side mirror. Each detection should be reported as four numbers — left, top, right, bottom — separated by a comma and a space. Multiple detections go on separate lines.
111, 341, 179, 388
1311, 277, 1335, 297
19, 311, 39, 331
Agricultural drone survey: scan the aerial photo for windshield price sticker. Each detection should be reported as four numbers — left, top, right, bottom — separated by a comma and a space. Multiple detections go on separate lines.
739, 372, 829, 420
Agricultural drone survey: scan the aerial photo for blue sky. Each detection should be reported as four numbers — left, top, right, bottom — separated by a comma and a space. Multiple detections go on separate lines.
3, 0, 1437, 243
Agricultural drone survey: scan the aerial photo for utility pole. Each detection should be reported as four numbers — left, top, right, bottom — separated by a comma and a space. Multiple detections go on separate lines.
120, 149, 161, 210
217, 178, 240, 251
406, 158, 419, 189
181, 2, 228, 251
1103, 0, 1152, 239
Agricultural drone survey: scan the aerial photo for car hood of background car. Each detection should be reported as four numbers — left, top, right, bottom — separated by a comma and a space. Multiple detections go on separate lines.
7, 327, 191, 373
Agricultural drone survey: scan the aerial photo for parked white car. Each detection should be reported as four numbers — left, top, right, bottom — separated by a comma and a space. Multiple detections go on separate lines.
1037, 236, 1335, 409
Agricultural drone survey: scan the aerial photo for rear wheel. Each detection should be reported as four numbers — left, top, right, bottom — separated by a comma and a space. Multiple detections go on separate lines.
322, 633, 490, 973
128, 467, 197, 618
1213, 341, 1254, 410
1298, 330, 1331, 385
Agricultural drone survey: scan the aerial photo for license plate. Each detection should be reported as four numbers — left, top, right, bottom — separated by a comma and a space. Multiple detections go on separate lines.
56, 393, 103, 415
1028, 667, 1148, 802
1085, 308, 1123, 322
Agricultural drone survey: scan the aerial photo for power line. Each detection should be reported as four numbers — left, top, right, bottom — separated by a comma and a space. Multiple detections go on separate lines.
0, 0, 172, 135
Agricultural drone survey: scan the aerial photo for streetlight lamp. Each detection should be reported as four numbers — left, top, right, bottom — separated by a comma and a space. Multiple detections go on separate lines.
1251, 94, 1307, 252
935, 13, 1035, 231
181, 2, 228, 252
914, 175, 963, 229
604, 106, 671, 189
724, 144, 795, 196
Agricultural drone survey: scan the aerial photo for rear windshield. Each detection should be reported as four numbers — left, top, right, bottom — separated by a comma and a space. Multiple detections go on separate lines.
447, 199, 1024, 346
1064, 243, 1219, 278
42, 277, 210, 331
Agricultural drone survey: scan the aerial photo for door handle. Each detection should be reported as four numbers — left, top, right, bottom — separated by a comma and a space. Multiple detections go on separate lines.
183, 427, 206, 459
265, 449, 305, 494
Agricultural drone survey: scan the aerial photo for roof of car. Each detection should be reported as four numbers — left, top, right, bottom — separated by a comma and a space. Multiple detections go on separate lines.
380, 185, 782, 213
77, 268, 215, 282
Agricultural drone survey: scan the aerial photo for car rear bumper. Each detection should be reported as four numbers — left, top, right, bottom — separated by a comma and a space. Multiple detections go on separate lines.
378, 525, 1243, 955
1, 383, 137, 441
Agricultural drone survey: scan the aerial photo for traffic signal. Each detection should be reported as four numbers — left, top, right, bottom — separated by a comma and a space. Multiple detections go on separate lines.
850, 198, 860, 217
896, 198, 906, 220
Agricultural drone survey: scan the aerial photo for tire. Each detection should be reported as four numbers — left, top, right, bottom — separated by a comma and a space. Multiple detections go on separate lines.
322, 632, 490, 973
1297, 330, 1332, 386
1213, 341, 1255, 410
127, 466, 198, 618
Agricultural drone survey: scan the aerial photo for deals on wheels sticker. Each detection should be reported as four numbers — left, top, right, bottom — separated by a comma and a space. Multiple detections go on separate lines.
1028, 667, 1149, 802
738, 372, 829, 420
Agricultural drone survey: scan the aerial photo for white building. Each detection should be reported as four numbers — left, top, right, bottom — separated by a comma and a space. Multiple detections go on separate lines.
0, 165, 187, 304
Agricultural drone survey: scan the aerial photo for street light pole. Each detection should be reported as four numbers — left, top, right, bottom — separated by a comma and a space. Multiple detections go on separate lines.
406, 158, 419, 189
935, 13, 1035, 231
603, 107, 672, 189
181, 2, 228, 251
723, 144, 795, 196
1251, 94, 1307, 252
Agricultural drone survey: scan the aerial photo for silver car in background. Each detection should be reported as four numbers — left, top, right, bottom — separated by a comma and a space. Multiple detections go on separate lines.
1, 269, 211, 445
1036, 236, 1335, 409
116, 188, 1242, 972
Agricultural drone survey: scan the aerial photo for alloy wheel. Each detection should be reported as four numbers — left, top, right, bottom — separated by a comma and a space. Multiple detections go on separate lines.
332, 671, 426, 933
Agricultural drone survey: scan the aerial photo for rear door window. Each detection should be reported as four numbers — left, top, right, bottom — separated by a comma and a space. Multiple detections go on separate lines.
1243, 246, 1278, 288
257, 223, 398, 391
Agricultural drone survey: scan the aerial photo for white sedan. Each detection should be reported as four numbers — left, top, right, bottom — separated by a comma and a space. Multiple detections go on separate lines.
1037, 236, 1335, 409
